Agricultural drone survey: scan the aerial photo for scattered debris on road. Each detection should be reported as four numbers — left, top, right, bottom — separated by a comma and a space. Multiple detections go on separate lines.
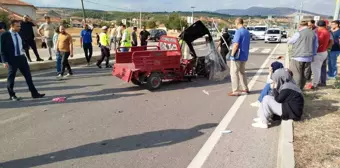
52, 97, 67, 103
221, 130, 232, 134
202, 90, 210, 95
271, 56, 284, 60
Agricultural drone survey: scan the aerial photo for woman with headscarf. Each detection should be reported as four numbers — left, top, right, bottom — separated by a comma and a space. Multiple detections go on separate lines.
251, 61, 284, 107
252, 69, 304, 129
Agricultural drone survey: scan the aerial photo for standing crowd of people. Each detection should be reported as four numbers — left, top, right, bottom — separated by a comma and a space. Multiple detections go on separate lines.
223, 18, 340, 129
0, 15, 153, 101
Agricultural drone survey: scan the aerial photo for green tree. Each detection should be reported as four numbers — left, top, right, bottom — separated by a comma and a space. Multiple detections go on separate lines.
61, 19, 71, 28
165, 13, 188, 31
116, 20, 123, 26
99, 21, 110, 28
147, 20, 157, 29
0, 12, 10, 30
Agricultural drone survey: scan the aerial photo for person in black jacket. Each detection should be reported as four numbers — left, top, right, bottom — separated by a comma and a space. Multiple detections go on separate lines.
218, 27, 231, 63
252, 68, 304, 129
1, 20, 45, 101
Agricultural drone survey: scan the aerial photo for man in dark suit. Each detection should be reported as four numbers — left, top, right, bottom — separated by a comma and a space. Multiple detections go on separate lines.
0, 20, 45, 101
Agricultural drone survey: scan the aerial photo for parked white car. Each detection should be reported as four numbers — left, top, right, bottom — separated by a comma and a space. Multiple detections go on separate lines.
265, 28, 282, 43
253, 26, 267, 40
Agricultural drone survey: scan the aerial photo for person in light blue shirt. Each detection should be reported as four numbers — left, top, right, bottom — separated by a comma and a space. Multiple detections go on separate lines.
228, 18, 251, 96
53, 27, 61, 75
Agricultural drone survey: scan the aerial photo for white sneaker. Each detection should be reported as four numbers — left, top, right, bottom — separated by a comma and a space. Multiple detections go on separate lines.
64, 74, 72, 78
253, 118, 272, 125
252, 122, 268, 129
251, 101, 261, 107
253, 118, 261, 122
56, 74, 62, 80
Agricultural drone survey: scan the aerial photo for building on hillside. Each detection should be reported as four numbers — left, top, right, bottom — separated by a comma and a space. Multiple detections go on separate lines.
36, 17, 61, 26
0, 5, 22, 20
0, 0, 37, 19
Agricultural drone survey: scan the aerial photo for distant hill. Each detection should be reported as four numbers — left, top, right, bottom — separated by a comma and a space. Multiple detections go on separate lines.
215, 7, 327, 17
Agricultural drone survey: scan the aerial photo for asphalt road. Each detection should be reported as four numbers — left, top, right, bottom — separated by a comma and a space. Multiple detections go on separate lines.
0, 41, 283, 168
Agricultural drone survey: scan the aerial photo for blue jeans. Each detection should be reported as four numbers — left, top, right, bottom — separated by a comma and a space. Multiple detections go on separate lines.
258, 83, 271, 102
328, 51, 340, 78
56, 51, 62, 75
120, 47, 129, 52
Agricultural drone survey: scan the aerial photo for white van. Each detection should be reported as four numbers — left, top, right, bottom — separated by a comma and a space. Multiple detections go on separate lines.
253, 26, 267, 40
264, 28, 282, 43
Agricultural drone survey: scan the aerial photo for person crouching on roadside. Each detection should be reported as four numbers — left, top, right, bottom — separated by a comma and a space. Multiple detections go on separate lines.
251, 61, 284, 107
252, 69, 304, 129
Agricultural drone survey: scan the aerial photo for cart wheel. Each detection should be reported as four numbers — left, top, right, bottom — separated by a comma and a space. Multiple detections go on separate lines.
188, 77, 192, 82
147, 73, 162, 90
131, 78, 142, 86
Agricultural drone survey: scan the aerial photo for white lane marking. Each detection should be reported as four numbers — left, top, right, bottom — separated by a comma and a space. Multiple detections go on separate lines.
187, 44, 280, 168
0, 113, 31, 125
249, 48, 259, 53
261, 48, 271, 54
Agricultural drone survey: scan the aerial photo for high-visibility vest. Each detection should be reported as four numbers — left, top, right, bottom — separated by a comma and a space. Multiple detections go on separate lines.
179, 39, 184, 45
121, 29, 132, 47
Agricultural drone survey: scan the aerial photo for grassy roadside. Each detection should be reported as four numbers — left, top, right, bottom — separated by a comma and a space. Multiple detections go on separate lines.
294, 80, 340, 168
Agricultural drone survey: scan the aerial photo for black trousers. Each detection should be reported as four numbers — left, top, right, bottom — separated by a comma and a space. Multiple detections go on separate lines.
320, 58, 327, 85
7, 56, 38, 97
141, 40, 148, 50
83, 43, 93, 63
98, 46, 110, 67
132, 41, 138, 47
220, 47, 229, 63
23, 38, 41, 61
141, 40, 148, 46
60, 52, 73, 76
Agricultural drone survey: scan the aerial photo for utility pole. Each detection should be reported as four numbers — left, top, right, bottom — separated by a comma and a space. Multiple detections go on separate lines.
191, 6, 195, 24
334, 0, 340, 20
299, 0, 303, 22
140, 8, 142, 29
80, 0, 86, 23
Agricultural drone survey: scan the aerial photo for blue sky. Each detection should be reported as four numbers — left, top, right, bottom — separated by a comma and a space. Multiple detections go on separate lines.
25, 0, 334, 15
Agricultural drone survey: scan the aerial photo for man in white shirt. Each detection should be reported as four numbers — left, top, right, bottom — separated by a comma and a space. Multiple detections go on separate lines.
116, 23, 123, 47
109, 24, 117, 50
1, 20, 45, 101
38, 15, 56, 60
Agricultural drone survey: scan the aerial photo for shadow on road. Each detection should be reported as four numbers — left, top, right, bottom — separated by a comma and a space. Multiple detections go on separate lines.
0, 123, 218, 168
0, 84, 103, 94
0, 89, 144, 109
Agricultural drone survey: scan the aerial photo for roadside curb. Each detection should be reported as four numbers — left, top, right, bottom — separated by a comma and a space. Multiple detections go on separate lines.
278, 41, 295, 168
277, 120, 295, 168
